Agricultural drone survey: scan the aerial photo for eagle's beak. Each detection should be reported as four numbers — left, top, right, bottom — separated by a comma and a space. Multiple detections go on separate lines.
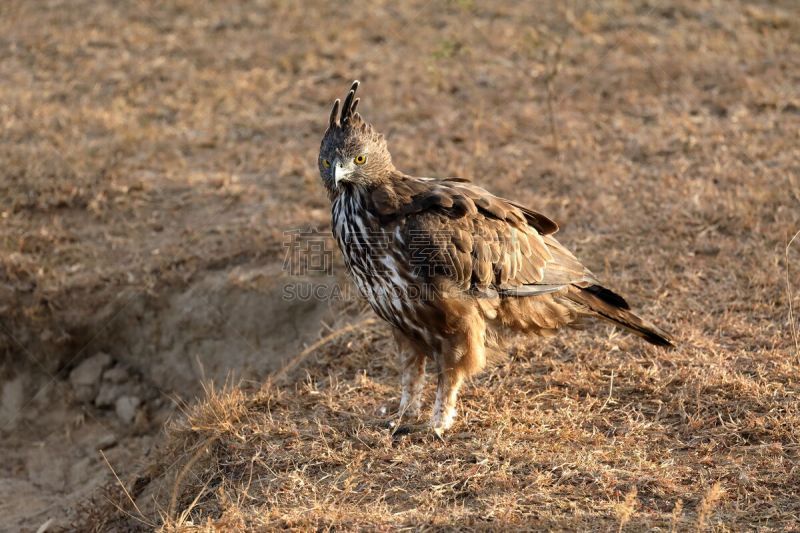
334, 162, 353, 186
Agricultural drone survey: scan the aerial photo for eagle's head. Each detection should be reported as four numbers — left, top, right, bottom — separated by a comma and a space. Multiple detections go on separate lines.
318, 80, 393, 195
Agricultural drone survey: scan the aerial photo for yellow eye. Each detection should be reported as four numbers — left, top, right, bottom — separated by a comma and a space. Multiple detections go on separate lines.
354, 154, 367, 165
322, 159, 330, 168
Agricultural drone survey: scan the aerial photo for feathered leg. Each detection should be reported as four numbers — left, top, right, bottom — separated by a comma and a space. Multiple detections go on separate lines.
398, 349, 426, 418
430, 309, 487, 436
431, 364, 464, 436
389, 330, 427, 436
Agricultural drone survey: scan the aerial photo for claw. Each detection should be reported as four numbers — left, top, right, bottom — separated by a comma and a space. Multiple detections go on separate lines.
391, 425, 414, 438
390, 423, 430, 439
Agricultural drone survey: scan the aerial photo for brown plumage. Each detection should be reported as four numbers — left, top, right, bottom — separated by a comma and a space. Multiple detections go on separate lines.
318, 81, 673, 436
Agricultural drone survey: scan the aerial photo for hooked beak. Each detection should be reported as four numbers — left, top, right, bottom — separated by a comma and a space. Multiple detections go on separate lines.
334, 161, 354, 186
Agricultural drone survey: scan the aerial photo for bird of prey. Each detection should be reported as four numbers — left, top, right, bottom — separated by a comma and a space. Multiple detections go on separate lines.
318, 81, 673, 437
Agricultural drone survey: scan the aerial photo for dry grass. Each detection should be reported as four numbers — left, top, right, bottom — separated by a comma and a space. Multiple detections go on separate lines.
95, 317, 799, 530
0, 0, 798, 530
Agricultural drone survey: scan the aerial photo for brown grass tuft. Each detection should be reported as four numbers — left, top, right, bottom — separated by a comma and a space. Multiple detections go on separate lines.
786, 230, 800, 360
615, 487, 638, 533
670, 499, 684, 533
696, 482, 724, 531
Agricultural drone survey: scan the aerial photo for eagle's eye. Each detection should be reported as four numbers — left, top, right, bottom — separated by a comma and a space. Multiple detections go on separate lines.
322, 159, 331, 168
354, 154, 367, 165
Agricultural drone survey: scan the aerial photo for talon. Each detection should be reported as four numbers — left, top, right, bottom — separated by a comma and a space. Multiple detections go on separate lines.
391, 425, 413, 438
432, 427, 446, 442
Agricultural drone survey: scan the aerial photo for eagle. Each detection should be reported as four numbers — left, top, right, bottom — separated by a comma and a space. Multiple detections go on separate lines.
318, 81, 673, 437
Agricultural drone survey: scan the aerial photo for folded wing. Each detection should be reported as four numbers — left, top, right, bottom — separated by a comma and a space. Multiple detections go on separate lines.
367, 175, 596, 296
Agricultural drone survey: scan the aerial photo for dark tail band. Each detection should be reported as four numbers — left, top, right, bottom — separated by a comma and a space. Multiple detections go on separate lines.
572, 284, 674, 347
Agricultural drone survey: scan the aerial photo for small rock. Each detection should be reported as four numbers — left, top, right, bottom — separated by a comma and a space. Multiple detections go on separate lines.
102, 366, 129, 384
69, 353, 112, 387
115, 395, 140, 425
95, 433, 118, 451
94, 382, 123, 408
69, 353, 113, 403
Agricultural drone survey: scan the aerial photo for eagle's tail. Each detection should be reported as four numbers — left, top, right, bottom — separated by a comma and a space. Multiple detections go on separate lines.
570, 284, 674, 347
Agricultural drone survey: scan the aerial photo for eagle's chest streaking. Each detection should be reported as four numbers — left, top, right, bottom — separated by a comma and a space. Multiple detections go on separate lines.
332, 190, 433, 342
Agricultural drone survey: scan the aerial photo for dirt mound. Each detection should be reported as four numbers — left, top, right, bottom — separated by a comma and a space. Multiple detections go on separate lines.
0, 266, 348, 531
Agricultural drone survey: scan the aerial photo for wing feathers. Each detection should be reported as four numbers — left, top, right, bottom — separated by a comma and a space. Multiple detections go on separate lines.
366, 174, 593, 296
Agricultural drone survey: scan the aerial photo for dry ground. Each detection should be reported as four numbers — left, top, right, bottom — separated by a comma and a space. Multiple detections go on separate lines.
0, 0, 799, 531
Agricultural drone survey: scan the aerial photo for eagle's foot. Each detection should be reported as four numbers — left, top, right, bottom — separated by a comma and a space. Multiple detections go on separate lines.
431, 426, 447, 442
372, 409, 420, 431
390, 423, 447, 443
